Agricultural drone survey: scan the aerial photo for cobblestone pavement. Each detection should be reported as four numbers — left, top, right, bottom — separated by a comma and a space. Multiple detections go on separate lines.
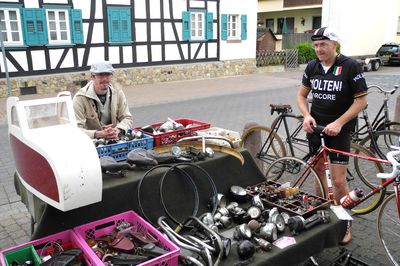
0, 66, 399, 265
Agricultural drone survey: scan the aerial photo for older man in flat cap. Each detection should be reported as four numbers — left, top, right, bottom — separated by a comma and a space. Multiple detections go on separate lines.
297, 27, 368, 245
73, 61, 133, 140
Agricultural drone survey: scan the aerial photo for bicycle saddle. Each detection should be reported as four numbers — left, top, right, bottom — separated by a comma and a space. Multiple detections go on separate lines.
270, 104, 292, 115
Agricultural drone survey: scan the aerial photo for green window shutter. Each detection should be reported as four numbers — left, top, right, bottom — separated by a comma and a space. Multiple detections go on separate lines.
182, 11, 190, 41
70, 9, 84, 44
108, 8, 120, 42
221, 14, 227, 41
21, 8, 47, 45
119, 8, 131, 42
107, 8, 131, 42
241, 14, 247, 40
206, 12, 213, 40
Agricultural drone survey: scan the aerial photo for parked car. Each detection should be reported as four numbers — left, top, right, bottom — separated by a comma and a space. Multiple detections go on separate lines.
376, 43, 400, 65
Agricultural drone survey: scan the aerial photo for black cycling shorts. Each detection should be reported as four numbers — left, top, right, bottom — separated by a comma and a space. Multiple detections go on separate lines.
307, 128, 351, 164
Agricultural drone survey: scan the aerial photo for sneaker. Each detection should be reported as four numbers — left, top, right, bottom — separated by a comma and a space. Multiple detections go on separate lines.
339, 221, 352, 245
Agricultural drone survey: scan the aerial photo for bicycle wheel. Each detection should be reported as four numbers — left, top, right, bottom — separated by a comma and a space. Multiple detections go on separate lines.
347, 143, 386, 215
377, 192, 400, 266
265, 156, 327, 199
359, 130, 400, 171
241, 125, 286, 174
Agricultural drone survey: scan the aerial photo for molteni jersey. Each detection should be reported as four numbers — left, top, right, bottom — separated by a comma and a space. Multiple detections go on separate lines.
302, 54, 368, 129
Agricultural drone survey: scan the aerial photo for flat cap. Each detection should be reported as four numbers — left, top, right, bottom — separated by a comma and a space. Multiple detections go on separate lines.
90, 61, 115, 74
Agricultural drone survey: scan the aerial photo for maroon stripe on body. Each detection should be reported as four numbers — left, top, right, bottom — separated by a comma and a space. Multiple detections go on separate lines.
10, 134, 59, 202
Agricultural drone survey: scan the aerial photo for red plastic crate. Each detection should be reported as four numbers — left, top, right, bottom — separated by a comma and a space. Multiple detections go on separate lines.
139, 118, 211, 146
0, 230, 96, 266
73, 210, 179, 266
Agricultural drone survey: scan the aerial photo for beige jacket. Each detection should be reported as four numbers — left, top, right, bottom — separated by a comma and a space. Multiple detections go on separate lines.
73, 81, 133, 138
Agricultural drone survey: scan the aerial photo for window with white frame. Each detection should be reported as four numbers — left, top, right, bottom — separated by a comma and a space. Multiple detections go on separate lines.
190, 12, 204, 40
0, 8, 23, 45
46, 9, 70, 44
228, 14, 240, 40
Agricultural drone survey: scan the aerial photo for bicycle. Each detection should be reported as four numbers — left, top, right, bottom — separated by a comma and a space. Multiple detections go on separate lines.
264, 125, 392, 216
241, 95, 400, 191
240, 104, 386, 189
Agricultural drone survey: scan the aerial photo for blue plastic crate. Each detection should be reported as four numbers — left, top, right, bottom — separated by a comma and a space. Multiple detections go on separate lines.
96, 133, 153, 161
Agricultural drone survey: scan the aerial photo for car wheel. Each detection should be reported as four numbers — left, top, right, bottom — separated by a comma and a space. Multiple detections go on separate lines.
365, 62, 372, 72
372, 60, 380, 71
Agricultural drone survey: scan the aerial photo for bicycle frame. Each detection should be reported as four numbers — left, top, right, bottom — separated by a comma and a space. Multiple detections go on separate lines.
294, 135, 392, 203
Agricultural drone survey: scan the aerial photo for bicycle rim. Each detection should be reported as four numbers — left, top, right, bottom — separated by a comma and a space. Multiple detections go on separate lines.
241, 125, 286, 174
265, 156, 327, 199
377, 193, 400, 266
360, 130, 400, 176
348, 143, 386, 215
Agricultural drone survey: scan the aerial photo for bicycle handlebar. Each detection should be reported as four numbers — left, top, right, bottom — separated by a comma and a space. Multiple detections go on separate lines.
367, 85, 398, 95
376, 147, 400, 179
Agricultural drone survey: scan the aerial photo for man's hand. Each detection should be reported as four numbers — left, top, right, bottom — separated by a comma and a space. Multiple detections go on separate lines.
302, 115, 316, 133
95, 124, 120, 140
323, 121, 342, 136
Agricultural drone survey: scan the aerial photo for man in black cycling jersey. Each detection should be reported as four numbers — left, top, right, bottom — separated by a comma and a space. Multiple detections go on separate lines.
297, 27, 368, 244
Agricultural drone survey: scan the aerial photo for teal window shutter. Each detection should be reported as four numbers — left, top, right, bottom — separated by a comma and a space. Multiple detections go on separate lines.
107, 7, 131, 42
182, 11, 190, 41
119, 8, 131, 42
21, 8, 47, 45
206, 12, 213, 40
221, 14, 227, 41
70, 9, 83, 44
241, 14, 247, 40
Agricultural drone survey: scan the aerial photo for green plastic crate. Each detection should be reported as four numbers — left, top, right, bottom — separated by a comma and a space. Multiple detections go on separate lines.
3, 245, 41, 266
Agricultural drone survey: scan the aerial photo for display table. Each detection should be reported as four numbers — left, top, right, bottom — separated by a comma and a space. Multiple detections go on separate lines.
15, 149, 346, 265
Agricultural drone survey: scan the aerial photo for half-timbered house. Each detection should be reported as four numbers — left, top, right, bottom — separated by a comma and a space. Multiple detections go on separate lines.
0, 0, 257, 96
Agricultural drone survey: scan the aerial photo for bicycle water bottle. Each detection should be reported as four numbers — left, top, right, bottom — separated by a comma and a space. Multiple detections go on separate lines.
340, 188, 364, 209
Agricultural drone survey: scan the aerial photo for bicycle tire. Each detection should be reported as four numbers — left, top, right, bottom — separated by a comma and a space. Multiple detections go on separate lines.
377, 192, 400, 266
359, 130, 400, 174
265, 156, 327, 199
241, 125, 286, 174
347, 143, 386, 215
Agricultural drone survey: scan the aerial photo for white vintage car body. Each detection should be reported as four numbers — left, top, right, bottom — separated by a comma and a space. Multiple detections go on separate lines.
7, 92, 102, 211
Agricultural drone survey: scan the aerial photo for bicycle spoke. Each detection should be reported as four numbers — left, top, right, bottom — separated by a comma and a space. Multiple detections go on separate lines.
377, 193, 400, 266
347, 143, 385, 215
265, 157, 326, 199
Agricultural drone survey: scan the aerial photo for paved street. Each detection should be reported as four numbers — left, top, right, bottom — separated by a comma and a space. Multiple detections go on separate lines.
0, 66, 399, 265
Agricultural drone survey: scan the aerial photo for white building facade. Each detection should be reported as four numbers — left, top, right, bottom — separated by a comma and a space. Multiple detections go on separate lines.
0, 0, 257, 96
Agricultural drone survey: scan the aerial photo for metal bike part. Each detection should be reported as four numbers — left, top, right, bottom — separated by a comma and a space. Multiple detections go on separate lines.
269, 213, 285, 232
247, 206, 262, 220
247, 219, 261, 233
171, 145, 182, 157
205, 147, 215, 158
280, 212, 290, 225
218, 216, 233, 228
251, 195, 265, 210
186, 235, 216, 253
259, 222, 278, 242
235, 223, 252, 240
201, 212, 215, 226
189, 216, 224, 266
237, 240, 256, 261
254, 237, 272, 251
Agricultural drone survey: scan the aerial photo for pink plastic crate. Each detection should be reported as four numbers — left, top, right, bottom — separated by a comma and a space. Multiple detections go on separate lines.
0, 230, 96, 266
138, 118, 211, 146
73, 210, 179, 266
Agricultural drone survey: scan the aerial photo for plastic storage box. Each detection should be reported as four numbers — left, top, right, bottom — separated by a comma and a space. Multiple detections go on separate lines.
96, 133, 154, 161
140, 118, 210, 146
0, 230, 95, 266
73, 210, 179, 266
